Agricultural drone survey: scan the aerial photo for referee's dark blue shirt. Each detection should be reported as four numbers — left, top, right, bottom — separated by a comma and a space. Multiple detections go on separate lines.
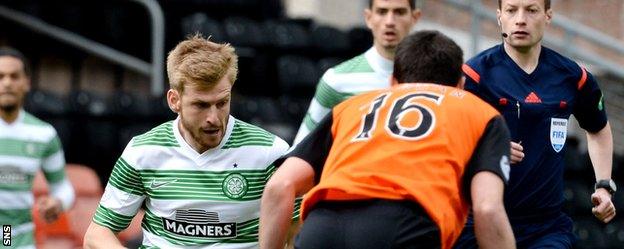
462, 44, 607, 220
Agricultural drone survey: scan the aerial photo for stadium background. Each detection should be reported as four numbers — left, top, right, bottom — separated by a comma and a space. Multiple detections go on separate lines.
0, 0, 623, 248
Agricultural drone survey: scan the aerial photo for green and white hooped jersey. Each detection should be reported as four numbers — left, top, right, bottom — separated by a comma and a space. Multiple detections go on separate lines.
93, 116, 290, 248
293, 47, 393, 145
0, 110, 69, 249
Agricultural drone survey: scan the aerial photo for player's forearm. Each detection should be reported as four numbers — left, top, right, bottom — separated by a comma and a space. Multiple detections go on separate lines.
259, 179, 296, 249
285, 220, 302, 249
49, 178, 75, 210
83, 222, 126, 249
471, 172, 515, 249
473, 205, 515, 249
586, 122, 613, 180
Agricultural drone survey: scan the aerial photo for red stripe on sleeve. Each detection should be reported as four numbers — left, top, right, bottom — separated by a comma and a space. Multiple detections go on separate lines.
462, 64, 481, 84
577, 67, 588, 90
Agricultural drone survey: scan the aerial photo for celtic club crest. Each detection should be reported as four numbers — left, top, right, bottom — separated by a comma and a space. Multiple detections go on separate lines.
222, 173, 248, 199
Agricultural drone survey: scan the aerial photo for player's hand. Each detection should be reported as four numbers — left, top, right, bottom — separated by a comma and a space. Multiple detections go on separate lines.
510, 142, 524, 164
37, 196, 63, 223
591, 188, 616, 223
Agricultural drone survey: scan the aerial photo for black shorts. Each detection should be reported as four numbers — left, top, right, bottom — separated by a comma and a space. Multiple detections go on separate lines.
295, 199, 441, 249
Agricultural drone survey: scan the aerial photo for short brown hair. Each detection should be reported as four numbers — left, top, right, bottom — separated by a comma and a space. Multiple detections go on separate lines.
166, 35, 238, 91
368, 0, 416, 10
393, 30, 463, 86
0, 47, 31, 77
498, 0, 550, 10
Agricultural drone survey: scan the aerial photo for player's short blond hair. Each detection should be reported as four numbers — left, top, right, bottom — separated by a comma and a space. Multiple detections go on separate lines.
166, 35, 238, 91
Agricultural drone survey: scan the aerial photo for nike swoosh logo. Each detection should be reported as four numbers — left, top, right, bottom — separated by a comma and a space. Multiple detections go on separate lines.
150, 179, 177, 189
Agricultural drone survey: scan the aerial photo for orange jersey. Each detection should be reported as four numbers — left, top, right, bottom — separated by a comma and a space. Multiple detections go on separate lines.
293, 83, 509, 249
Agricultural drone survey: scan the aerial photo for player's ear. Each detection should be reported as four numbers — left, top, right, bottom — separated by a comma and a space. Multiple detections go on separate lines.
167, 89, 181, 113
545, 8, 553, 25
364, 7, 373, 30
390, 76, 399, 86
410, 8, 422, 23
24, 75, 31, 92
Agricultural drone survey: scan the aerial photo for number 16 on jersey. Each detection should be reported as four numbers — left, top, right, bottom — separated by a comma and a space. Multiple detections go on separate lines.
353, 91, 444, 142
